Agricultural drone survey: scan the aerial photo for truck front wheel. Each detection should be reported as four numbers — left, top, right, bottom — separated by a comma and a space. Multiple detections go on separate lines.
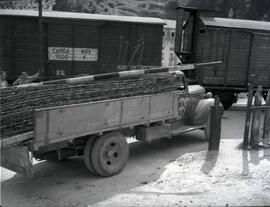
216, 91, 236, 110
89, 132, 129, 177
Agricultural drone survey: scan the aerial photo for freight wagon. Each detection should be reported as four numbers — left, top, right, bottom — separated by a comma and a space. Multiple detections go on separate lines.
0, 9, 164, 82
174, 0, 270, 109
1, 71, 214, 177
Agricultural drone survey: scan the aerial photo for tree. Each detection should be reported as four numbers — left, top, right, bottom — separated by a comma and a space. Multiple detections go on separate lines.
53, 0, 102, 13
217, 0, 269, 21
248, 0, 270, 21
0, 0, 56, 10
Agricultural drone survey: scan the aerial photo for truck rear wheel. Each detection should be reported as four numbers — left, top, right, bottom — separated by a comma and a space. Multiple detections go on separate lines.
90, 132, 129, 177
84, 136, 98, 174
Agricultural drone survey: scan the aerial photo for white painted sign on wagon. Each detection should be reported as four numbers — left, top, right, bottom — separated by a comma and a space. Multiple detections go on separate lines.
48, 47, 98, 61
74, 48, 98, 61
48, 47, 73, 61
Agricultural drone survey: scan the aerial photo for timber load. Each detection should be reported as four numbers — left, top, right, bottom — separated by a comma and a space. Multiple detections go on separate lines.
1, 74, 180, 139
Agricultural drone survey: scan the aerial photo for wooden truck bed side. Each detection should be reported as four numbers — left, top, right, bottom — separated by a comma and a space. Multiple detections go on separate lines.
0, 132, 34, 148
33, 92, 186, 150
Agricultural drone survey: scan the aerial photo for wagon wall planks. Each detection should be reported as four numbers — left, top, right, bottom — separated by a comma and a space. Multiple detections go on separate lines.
0, 15, 163, 81
195, 22, 270, 89
0, 17, 39, 80
250, 33, 270, 88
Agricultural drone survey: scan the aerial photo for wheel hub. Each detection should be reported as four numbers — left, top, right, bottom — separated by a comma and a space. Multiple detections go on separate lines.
106, 149, 118, 158
103, 141, 122, 167
89, 132, 129, 177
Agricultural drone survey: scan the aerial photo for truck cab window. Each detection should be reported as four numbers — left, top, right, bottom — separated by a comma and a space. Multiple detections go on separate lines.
176, 76, 186, 91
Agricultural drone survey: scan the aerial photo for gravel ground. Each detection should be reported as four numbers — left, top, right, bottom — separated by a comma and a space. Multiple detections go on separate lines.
93, 139, 270, 207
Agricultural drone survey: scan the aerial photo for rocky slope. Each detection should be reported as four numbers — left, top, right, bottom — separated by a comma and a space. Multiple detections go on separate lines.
53, 0, 270, 21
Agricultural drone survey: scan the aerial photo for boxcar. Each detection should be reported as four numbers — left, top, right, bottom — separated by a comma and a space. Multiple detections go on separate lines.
0, 9, 164, 82
174, 2, 270, 109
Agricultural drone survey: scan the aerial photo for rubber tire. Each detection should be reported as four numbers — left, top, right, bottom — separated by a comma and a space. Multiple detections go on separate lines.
218, 91, 235, 110
83, 136, 98, 174
91, 132, 129, 177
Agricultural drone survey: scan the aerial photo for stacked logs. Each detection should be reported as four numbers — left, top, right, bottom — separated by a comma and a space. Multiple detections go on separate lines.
1, 74, 179, 138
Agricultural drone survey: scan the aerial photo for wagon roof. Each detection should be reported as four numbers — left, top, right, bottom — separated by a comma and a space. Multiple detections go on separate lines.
200, 17, 270, 32
0, 9, 165, 25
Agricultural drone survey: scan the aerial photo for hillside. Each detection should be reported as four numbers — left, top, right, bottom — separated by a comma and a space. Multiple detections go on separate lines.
53, 0, 178, 19
53, 0, 270, 21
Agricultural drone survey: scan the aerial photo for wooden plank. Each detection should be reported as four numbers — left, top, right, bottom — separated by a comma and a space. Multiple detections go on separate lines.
243, 76, 255, 149
149, 93, 174, 121
121, 96, 150, 125
1, 132, 34, 148
250, 33, 270, 88
226, 31, 251, 86
250, 106, 270, 110
250, 86, 263, 147
263, 90, 270, 141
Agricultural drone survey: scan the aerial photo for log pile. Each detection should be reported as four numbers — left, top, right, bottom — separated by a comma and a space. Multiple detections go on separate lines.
1, 74, 179, 138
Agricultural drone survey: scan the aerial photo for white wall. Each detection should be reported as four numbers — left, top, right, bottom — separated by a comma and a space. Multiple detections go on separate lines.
162, 27, 180, 67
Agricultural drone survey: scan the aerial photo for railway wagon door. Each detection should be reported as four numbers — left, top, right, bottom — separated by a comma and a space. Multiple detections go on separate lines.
201, 30, 251, 87
224, 31, 251, 86
249, 33, 270, 88
98, 23, 161, 73
98, 23, 130, 74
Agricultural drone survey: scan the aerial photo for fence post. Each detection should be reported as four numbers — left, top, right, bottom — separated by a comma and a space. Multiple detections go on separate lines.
250, 86, 263, 148
263, 90, 270, 142
208, 96, 223, 151
243, 77, 254, 149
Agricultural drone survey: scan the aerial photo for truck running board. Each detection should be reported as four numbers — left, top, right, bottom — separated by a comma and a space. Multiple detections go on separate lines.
171, 125, 205, 136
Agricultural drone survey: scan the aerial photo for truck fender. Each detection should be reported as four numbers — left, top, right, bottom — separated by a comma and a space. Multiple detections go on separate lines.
191, 98, 215, 126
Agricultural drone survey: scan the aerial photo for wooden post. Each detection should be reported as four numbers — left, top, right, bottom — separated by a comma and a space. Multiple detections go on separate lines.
250, 85, 263, 148
243, 75, 255, 149
38, 0, 44, 74
263, 90, 270, 142
208, 96, 223, 151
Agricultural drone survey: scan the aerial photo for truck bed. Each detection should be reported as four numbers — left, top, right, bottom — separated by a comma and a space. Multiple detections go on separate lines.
1, 74, 179, 138
1, 91, 185, 150
33, 91, 183, 150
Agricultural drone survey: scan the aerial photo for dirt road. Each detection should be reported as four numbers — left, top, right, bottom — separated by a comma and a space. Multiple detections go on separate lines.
2, 110, 269, 207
